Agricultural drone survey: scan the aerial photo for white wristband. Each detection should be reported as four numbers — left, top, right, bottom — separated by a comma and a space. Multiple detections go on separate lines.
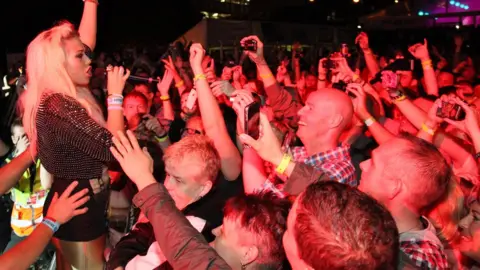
364, 117, 376, 127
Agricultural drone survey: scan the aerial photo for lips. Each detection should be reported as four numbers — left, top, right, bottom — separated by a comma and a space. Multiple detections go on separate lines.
298, 121, 307, 126
86, 66, 92, 77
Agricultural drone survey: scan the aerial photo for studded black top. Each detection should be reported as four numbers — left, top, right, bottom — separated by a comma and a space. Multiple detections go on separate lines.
37, 93, 114, 241
36, 93, 114, 180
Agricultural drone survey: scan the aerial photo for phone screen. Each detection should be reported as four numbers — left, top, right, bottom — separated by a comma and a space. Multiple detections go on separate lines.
186, 89, 197, 110
244, 102, 261, 140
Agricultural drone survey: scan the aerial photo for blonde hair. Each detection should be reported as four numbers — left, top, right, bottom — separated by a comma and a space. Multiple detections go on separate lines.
164, 135, 221, 183
426, 178, 464, 245
23, 21, 105, 150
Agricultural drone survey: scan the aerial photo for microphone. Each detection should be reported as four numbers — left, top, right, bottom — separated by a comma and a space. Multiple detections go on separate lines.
104, 72, 159, 83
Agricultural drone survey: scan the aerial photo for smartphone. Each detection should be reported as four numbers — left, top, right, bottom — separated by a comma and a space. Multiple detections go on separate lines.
436, 101, 466, 121
282, 130, 296, 154
186, 89, 197, 110
244, 102, 261, 140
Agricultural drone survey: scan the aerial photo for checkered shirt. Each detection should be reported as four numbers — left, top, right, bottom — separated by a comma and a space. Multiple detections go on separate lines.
291, 145, 357, 186
261, 145, 356, 197
400, 239, 449, 269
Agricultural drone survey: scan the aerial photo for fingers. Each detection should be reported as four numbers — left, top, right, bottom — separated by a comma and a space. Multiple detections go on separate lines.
239, 134, 259, 150
210, 80, 222, 88
110, 146, 123, 162
68, 188, 89, 204
112, 133, 129, 157
59, 181, 79, 200
72, 207, 89, 217
126, 130, 141, 150
71, 195, 90, 211
423, 38, 428, 46
443, 118, 462, 128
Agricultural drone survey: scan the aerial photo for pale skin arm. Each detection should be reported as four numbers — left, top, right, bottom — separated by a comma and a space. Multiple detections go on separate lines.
78, 0, 98, 51
190, 45, 242, 181
242, 148, 268, 194
106, 67, 130, 135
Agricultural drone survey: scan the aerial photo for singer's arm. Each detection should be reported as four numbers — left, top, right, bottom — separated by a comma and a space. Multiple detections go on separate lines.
78, 0, 98, 51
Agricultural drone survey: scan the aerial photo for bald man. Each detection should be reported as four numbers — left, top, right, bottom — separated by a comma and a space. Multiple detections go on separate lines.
280, 89, 357, 194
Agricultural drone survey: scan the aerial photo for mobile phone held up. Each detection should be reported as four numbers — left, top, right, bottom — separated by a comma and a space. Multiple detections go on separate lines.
243, 39, 257, 52
244, 102, 261, 140
186, 89, 198, 110
436, 101, 466, 121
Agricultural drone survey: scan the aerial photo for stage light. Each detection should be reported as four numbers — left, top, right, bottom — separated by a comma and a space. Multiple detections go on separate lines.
455, 2, 460, 6
465, 5, 469, 9
309, 0, 314, 2
460, 4, 465, 8
424, 12, 429, 15
456, 24, 460, 29
353, 0, 360, 3
418, 11, 424, 16
449, 0, 455, 4
395, 0, 398, 3
357, 25, 362, 29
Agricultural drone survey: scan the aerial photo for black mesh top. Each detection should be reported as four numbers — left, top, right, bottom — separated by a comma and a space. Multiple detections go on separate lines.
36, 93, 114, 180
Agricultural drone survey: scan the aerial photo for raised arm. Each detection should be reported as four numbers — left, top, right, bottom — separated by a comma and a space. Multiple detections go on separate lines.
189, 44, 241, 181
408, 39, 438, 97
78, 0, 98, 51
355, 32, 380, 78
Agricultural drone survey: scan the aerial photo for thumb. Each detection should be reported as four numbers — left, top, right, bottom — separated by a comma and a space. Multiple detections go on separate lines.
443, 118, 461, 128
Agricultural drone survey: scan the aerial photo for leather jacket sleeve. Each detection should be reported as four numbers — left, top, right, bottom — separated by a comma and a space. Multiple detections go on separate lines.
133, 183, 231, 270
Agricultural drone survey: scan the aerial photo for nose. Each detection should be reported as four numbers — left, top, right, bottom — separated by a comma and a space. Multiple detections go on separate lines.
164, 176, 173, 191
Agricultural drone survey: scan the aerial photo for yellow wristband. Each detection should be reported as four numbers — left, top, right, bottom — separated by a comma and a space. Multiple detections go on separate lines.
421, 123, 436, 136
160, 95, 170, 101
175, 80, 185, 88
260, 73, 274, 79
155, 135, 169, 143
275, 154, 292, 175
421, 59, 432, 66
194, 74, 206, 82
393, 95, 407, 103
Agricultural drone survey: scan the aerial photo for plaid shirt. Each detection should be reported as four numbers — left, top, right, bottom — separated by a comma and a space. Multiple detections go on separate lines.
400, 217, 449, 270
291, 145, 357, 186
261, 145, 356, 197
401, 240, 449, 269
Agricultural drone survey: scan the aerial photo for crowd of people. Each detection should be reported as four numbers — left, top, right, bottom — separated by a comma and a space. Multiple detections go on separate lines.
0, 0, 480, 269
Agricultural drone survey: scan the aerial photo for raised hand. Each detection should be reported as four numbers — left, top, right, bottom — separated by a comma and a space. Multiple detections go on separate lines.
157, 69, 174, 96
189, 43, 206, 74
231, 90, 255, 134
355, 32, 370, 51
110, 130, 155, 190
346, 83, 370, 121
106, 65, 130, 95
46, 181, 89, 225
239, 113, 283, 166
240, 36, 265, 64
408, 39, 430, 61
210, 80, 236, 98
443, 96, 480, 138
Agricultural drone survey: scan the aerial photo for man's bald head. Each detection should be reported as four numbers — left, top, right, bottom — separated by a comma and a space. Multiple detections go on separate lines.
297, 89, 354, 145
308, 89, 354, 129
